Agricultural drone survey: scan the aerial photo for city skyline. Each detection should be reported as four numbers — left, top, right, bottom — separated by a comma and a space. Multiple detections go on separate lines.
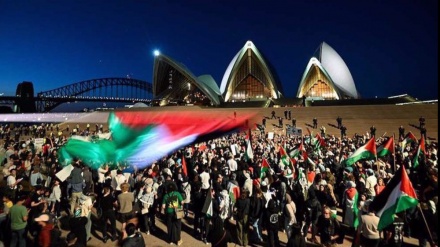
0, 1, 438, 100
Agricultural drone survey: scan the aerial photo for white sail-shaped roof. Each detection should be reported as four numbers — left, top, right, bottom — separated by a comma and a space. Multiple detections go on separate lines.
297, 42, 359, 99
220, 41, 281, 102
153, 54, 221, 105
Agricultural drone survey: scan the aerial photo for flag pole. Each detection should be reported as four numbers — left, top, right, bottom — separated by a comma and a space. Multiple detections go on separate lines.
393, 134, 397, 173
417, 204, 435, 245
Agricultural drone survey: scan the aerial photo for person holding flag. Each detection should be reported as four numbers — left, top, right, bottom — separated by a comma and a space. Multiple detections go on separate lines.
413, 136, 426, 169
400, 131, 418, 152
260, 158, 270, 180
369, 165, 419, 239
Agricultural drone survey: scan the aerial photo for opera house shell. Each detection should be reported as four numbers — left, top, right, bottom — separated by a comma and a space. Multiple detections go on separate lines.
297, 42, 359, 100
153, 54, 222, 106
220, 41, 282, 102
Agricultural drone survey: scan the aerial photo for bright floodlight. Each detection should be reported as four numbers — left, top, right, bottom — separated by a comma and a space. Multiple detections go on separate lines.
153, 50, 160, 56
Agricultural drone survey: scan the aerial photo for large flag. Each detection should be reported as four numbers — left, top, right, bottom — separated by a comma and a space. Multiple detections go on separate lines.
260, 158, 270, 179
370, 166, 418, 231
58, 110, 254, 169
413, 136, 426, 168
181, 155, 188, 177
377, 136, 395, 157
279, 146, 293, 169
345, 137, 377, 166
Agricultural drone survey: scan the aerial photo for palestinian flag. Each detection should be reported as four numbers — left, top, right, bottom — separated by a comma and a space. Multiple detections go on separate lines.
314, 133, 326, 149
345, 137, 377, 166
279, 146, 293, 169
245, 139, 254, 161
400, 131, 418, 151
228, 182, 240, 204
413, 136, 426, 168
58, 110, 254, 169
377, 136, 395, 157
370, 166, 418, 231
260, 158, 270, 179
290, 141, 308, 161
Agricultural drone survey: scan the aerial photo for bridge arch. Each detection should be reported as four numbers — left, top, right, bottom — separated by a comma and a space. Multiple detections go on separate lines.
36, 77, 152, 112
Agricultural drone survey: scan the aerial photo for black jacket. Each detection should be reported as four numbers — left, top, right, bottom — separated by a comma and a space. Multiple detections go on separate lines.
121, 232, 145, 247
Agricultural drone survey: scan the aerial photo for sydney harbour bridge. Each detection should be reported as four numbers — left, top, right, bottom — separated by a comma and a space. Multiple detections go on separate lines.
0, 78, 153, 113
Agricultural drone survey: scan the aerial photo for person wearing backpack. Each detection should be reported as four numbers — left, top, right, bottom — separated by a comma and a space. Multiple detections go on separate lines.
162, 183, 184, 246
265, 192, 281, 247
304, 187, 321, 244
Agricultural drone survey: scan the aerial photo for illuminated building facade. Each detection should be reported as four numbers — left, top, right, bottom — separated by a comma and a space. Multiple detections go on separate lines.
297, 42, 359, 100
220, 41, 282, 102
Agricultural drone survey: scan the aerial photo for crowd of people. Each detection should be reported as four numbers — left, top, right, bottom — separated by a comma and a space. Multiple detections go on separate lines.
0, 112, 438, 247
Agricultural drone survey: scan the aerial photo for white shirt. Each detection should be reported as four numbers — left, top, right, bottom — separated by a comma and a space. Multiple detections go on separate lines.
200, 171, 211, 189
366, 175, 377, 197
114, 174, 127, 191
98, 167, 107, 183
227, 158, 237, 172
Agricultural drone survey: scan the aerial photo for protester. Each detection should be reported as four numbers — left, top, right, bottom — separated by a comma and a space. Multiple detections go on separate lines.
234, 188, 250, 247
34, 213, 54, 247
100, 186, 117, 243
162, 182, 184, 246
121, 223, 145, 247
9, 195, 28, 247
317, 206, 341, 247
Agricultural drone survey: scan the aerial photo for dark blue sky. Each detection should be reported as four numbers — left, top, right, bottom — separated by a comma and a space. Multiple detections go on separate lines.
0, 0, 438, 100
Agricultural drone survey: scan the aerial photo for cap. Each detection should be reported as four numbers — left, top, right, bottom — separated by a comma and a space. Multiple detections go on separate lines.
35, 214, 50, 222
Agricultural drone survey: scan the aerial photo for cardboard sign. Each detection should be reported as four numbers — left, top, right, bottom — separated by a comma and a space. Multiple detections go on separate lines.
286, 126, 302, 136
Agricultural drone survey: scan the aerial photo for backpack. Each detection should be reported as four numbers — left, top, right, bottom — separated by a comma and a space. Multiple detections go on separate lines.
180, 184, 189, 201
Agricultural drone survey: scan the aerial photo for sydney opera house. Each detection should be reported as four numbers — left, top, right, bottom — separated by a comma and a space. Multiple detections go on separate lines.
152, 40, 360, 106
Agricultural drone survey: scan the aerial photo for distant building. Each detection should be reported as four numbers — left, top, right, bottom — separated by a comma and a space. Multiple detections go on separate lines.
297, 42, 359, 100
220, 41, 282, 102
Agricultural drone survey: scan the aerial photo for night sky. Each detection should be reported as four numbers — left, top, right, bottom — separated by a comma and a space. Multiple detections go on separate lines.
0, 0, 438, 101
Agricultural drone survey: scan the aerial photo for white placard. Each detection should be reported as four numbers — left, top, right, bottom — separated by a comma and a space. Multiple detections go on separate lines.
230, 144, 238, 156
267, 132, 274, 139
55, 164, 74, 182
34, 138, 45, 149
